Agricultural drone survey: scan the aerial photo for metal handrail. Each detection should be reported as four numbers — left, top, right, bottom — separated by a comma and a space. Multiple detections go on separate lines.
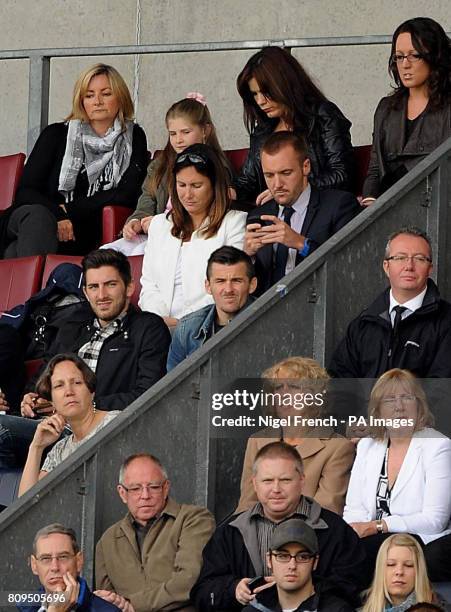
1, 136, 450, 590
6, 32, 451, 154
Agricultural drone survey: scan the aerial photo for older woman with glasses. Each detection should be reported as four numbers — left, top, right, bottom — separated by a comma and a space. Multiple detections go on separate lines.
19, 354, 120, 496
362, 18, 451, 204
343, 368, 451, 583
138, 143, 246, 328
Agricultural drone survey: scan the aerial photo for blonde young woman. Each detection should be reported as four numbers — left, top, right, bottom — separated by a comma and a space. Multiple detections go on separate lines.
237, 356, 355, 515
362, 534, 436, 612
344, 369, 451, 582
2, 63, 147, 258
19, 354, 120, 496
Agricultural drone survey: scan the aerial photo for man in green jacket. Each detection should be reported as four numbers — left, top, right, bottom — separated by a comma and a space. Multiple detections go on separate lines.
95, 453, 215, 612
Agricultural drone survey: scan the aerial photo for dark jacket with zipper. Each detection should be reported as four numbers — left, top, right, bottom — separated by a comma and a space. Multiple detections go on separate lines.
242, 580, 355, 612
362, 94, 451, 199
47, 305, 171, 410
234, 101, 354, 204
328, 279, 451, 378
190, 498, 365, 611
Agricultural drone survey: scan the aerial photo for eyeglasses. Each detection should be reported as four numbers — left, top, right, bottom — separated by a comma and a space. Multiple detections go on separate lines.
380, 394, 416, 406
120, 481, 166, 496
391, 53, 423, 63
35, 553, 75, 565
271, 551, 316, 564
385, 255, 431, 265
175, 153, 208, 166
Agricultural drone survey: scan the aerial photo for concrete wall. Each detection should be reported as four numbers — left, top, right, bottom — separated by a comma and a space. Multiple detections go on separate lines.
0, 1, 449, 152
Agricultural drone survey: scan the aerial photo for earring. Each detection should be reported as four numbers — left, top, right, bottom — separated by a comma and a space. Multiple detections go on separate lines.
92, 398, 97, 413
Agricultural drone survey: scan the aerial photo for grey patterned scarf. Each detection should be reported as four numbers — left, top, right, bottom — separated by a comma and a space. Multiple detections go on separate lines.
58, 118, 133, 202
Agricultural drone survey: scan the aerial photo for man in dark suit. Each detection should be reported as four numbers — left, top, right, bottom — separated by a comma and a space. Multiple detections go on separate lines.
244, 132, 359, 295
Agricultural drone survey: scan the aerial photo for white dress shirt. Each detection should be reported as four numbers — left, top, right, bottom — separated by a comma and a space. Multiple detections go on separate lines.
389, 286, 427, 325
276, 184, 311, 275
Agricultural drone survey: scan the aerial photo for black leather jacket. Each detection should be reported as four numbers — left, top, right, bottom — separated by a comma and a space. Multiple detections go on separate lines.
234, 101, 354, 204
363, 94, 451, 198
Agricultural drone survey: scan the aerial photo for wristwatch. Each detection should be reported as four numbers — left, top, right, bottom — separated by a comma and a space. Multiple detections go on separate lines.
376, 520, 384, 533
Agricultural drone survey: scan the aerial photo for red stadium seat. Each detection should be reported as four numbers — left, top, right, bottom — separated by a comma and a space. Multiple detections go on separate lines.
102, 205, 131, 244
226, 148, 248, 174
128, 255, 143, 307
0, 152, 26, 212
41, 254, 83, 288
0, 255, 43, 313
353, 144, 372, 197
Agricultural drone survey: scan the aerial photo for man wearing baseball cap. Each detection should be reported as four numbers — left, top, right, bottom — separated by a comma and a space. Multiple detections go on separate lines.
243, 519, 355, 612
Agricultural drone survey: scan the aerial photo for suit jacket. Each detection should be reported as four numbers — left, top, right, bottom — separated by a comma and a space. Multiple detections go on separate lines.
343, 428, 451, 543
139, 209, 246, 317
237, 431, 355, 515
247, 187, 359, 295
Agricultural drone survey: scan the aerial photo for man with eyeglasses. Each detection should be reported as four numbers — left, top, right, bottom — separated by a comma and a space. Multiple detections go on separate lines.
191, 442, 364, 611
329, 226, 451, 378
242, 519, 354, 612
20, 523, 121, 611
95, 453, 215, 612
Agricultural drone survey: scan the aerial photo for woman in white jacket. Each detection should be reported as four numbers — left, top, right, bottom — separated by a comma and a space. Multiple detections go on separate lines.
139, 143, 246, 328
343, 368, 451, 582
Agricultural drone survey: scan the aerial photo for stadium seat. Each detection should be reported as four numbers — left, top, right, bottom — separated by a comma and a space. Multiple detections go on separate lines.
353, 144, 372, 197
128, 255, 143, 307
226, 148, 248, 174
102, 205, 130, 244
41, 254, 83, 288
0, 152, 26, 212
0, 255, 43, 313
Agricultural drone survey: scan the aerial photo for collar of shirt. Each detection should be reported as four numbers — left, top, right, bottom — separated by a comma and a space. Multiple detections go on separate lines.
277, 183, 311, 235
93, 309, 127, 333
389, 286, 427, 324
250, 497, 311, 522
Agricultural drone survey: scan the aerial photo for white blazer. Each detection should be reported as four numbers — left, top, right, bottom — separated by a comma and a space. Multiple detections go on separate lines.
139, 209, 246, 317
343, 428, 451, 544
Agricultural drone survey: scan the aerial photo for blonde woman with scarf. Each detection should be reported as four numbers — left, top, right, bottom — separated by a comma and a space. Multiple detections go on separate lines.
1, 63, 147, 258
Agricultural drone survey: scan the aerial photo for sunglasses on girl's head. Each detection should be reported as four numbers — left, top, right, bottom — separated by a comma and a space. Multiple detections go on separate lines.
175, 153, 208, 166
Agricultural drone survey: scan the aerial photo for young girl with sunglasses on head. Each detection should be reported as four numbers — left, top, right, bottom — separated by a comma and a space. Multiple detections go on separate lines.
103, 93, 231, 255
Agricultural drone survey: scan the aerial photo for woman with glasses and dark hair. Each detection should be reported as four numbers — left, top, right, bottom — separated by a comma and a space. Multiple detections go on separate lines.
138, 143, 246, 328
235, 46, 354, 205
18, 354, 120, 496
362, 18, 451, 204
343, 369, 451, 583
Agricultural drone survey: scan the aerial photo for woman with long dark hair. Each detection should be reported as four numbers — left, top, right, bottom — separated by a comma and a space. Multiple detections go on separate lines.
139, 144, 246, 328
362, 18, 451, 204
235, 46, 354, 204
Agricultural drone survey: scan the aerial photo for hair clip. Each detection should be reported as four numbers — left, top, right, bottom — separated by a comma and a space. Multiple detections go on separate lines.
185, 92, 207, 106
